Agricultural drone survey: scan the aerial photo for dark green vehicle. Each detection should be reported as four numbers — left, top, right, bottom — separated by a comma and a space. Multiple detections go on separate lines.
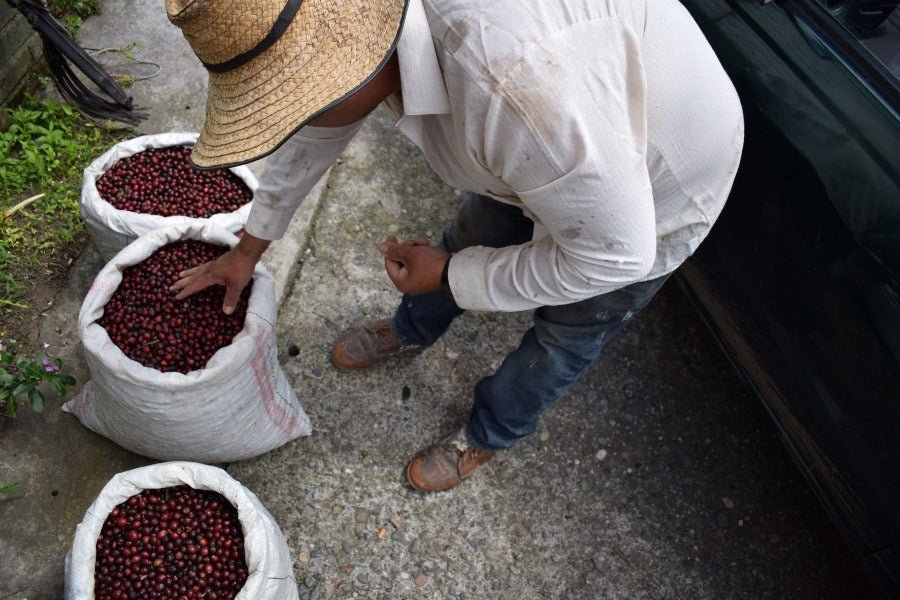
674, 0, 899, 595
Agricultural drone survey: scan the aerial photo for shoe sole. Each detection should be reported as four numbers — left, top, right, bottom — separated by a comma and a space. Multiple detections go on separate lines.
329, 345, 421, 372
329, 356, 377, 371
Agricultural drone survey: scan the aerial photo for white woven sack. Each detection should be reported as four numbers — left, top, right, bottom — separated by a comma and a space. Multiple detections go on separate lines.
64, 221, 311, 462
81, 132, 257, 261
65, 461, 299, 600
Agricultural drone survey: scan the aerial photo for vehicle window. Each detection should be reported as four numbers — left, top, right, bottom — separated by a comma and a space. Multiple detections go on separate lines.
816, 1, 900, 80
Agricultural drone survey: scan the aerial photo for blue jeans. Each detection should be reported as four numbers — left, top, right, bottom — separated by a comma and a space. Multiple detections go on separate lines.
391, 194, 669, 450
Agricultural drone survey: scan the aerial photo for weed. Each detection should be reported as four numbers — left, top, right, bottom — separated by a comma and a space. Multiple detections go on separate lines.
113, 74, 137, 88
0, 95, 120, 315
63, 14, 83, 33
0, 338, 76, 418
49, 0, 100, 35
50, 0, 99, 17
0, 483, 21, 495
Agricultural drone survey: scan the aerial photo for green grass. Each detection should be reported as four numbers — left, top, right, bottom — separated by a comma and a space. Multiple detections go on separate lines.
0, 95, 119, 314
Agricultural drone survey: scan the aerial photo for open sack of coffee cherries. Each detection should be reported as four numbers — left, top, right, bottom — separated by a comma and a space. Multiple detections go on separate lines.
80, 133, 257, 261
65, 462, 298, 600
64, 221, 311, 462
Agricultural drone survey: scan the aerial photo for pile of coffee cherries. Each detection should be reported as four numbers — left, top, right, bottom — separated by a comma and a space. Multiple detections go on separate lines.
98, 240, 252, 374
95, 146, 252, 218
94, 485, 248, 599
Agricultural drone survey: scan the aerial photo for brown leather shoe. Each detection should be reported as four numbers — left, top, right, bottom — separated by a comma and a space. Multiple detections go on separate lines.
406, 428, 495, 492
330, 318, 409, 370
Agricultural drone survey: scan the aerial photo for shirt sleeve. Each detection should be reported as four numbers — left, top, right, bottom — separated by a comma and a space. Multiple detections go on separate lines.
448, 22, 657, 312
244, 120, 365, 240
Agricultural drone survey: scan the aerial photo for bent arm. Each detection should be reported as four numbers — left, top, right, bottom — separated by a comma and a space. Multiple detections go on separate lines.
445, 19, 656, 311
244, 120, 365, 240
449, 151, 657, 312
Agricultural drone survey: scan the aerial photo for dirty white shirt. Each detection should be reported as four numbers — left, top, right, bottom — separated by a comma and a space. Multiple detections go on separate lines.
245, 0, 744, 312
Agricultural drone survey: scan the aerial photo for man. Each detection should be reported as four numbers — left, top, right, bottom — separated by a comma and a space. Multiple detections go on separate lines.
168, 0, 744, 492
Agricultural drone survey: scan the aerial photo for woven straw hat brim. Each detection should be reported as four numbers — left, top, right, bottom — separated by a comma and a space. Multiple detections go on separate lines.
188, 0, 407, 169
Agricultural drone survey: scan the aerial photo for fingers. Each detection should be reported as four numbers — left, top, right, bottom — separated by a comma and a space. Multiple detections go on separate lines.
378, 241, 412, 262
379, 235, 435, 294
222, 284, 241, 315
178, 266, 202, 279
170, 261, 216, 300
166, 257, 253, 313
169, 278, 190, 293
169, 265, 211, 300
382, 235, 430, 248
384, 256, 405, 285
173, 279, 203, 301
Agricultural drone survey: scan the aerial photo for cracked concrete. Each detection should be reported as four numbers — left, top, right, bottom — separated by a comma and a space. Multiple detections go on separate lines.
0, 1, 874, 599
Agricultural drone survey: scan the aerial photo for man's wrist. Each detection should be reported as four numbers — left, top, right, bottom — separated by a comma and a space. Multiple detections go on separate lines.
234, 233, 271, 262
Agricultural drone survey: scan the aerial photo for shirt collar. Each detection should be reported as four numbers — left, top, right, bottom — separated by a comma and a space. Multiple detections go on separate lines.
396, 0, 451, 116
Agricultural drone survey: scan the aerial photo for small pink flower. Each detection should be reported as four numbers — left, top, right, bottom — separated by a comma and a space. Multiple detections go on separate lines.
42, 357, 60, 373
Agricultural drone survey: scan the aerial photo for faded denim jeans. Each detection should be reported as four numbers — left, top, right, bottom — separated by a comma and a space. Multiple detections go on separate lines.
391, 193, 669, 450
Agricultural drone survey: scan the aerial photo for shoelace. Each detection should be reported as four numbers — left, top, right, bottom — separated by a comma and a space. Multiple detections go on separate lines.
362, 322, 398, 351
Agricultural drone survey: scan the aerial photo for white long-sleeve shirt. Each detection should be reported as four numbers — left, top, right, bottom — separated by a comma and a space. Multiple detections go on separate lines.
245, 0, 744, 312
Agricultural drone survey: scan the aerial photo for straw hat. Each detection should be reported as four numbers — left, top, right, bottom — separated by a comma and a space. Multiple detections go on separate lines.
166, 0, 408, 169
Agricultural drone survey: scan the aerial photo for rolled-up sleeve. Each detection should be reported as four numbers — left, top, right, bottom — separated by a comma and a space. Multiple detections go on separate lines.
448, 22, 656, 312
245, 120, 364, 240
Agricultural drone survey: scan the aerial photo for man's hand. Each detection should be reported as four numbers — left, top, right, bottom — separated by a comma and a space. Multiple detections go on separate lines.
378, 235, 450, 295
169, 234, 271, 314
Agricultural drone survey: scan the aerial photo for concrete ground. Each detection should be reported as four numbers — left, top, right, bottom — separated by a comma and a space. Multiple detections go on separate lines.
0, 1, 875, 599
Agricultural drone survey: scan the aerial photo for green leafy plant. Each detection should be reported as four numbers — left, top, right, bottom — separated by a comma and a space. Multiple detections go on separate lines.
49, 0, 100, 35
0, 339, 76, 418
0, 95, 119, 313
64, 14, 83, 33
50, 0, 99, 16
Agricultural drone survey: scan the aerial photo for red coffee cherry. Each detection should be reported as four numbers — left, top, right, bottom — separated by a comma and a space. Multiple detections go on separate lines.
96, 146, 251, 218
94, 486, 249, 599
97, 241, 252, 374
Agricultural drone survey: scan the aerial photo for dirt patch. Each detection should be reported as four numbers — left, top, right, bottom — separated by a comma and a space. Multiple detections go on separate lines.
0, 231, 87, 350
